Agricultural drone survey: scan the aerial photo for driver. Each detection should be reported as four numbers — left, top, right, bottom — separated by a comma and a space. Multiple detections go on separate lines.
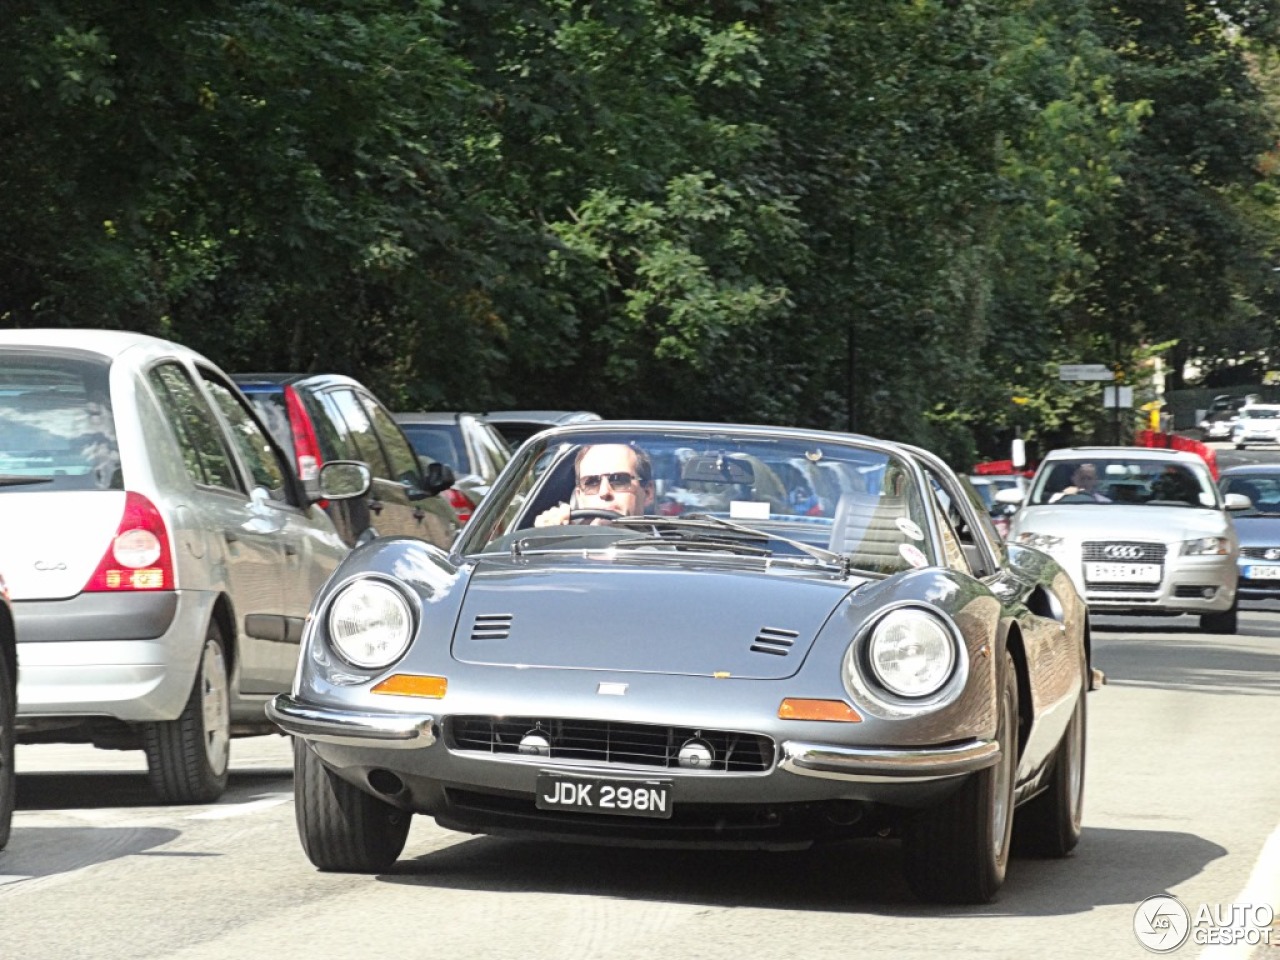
534, 443, 654, 526
1049, 463, 1111, 503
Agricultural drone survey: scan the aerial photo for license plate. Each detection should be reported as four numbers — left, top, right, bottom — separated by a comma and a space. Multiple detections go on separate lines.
535, 774, 673, 819
1243, 564, 1280, 580
1085, 561, 1161, 583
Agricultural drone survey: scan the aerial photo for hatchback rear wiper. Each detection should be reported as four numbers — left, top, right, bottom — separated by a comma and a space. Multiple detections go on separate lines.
0, 475, 55, 487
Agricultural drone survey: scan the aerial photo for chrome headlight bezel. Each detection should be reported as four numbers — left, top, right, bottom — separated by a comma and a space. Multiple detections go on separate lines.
325, 576, 416, 670
1181, 536, 1231, 557
843, 604, 970, 715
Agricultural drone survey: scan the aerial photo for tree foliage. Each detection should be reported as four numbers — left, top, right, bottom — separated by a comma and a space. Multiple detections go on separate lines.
3, 0, 1280, 465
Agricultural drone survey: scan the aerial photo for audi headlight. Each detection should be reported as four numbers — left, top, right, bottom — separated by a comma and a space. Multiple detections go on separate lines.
1181, 536, 1231, 556
327, 578, 414, 669
1017, 531, 1063, 551
859, 608, 958, 699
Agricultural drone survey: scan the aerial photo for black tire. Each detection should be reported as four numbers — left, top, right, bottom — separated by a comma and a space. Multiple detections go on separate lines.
143, 620, 231, 804
0, 643, 15, 851
1014, 675, 1085, 857
1200, 599, 1239, 635
293, 737, 410, 872
903, 652, 1018, 904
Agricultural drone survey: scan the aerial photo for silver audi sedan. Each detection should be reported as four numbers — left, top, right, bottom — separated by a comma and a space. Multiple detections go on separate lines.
1004, 447, 1246, 633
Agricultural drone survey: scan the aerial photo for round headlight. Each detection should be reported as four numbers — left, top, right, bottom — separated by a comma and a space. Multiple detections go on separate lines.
327, 579, 414, 669
865, 608, 957, 698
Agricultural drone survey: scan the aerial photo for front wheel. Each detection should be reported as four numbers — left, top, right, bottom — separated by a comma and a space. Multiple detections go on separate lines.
293, 738, 411, 872
143, 620, 231, 804
902, 652, 1019, 904
1200, 598, 1238, 635
1014, 673, 1086, 857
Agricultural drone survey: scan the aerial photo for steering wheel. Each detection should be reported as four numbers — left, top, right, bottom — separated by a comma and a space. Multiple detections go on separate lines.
1052, 493, 1094, 504
568, 509, 621, 523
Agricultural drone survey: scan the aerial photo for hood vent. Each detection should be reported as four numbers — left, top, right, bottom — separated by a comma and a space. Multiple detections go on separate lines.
750, 626, 799, 656
470, 613, 513, 641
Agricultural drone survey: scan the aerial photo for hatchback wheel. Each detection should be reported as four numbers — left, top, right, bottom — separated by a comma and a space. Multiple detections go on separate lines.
293, 737, 411, 872
903, 652, 1019, 903
0, 645, 15, 851
143, 621, 231, 804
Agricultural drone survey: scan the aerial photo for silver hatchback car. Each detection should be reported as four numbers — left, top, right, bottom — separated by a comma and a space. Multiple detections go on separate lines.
1005, 447, 1246, 633
0, 330, 363, 803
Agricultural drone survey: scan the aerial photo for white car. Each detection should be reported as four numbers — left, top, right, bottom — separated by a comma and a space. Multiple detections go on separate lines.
1232, 404, 1280, 449
1004, 447, 1246, 633
0, 330, 367, 803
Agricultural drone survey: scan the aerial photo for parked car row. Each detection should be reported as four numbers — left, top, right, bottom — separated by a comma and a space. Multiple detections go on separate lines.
0, 328, 601, 816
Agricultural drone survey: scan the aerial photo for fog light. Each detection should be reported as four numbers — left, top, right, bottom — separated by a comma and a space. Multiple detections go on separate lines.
518, 731, 551, 756
678, 738, 714, 769
1203, 587, 1217, 599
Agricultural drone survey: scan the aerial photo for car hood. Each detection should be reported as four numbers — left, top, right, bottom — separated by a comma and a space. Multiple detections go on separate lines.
0, 491, 125, 600
1012, 504, 1233, 542
451, 557, 857, 679
1229, 514, 1280, 547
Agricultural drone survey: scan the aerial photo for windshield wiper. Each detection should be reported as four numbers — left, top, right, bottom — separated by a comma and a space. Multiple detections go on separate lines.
0, 475, 55, 487
610, 534, 774, 557
610, 514, 850, 571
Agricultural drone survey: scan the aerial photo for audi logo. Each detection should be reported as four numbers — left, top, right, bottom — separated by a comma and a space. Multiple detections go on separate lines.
1104, 544, 1145, 560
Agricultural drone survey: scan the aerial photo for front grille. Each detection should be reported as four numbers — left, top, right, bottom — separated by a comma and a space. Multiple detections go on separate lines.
1087, 585, 1160, 596
1241, 547, 1280, 560
1082, 541, 1166, 562
448, 716, 775, 772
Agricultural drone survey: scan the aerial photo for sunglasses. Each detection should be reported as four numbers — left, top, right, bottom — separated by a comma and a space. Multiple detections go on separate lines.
578, 471, 641, 494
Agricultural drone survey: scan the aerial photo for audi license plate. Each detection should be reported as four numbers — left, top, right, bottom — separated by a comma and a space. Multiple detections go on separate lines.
535, 774, 673, 819
1243, 564, 1280, 580
1085, 561, 1161, 583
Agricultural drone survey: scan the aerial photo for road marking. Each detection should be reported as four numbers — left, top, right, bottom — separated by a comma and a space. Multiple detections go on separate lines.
185, 793, 291, 821
1199, 822, 1280, 960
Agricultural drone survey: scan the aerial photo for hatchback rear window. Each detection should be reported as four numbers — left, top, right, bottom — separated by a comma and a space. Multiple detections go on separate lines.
0, 351, 123, 491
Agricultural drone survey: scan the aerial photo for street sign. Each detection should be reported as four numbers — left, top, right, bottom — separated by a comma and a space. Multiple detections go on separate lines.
1058, 363, 1115, 382
1103, 386, 1134, 409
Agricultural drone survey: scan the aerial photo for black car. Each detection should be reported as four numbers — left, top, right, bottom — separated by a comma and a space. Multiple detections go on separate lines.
482, 409, 602, 448
0, 571, 13, 850
233, 374, 460, 549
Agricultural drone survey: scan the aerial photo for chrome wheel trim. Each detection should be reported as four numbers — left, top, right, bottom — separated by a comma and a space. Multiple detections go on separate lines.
991, 679, 1016, 859
201, 639, 231, 776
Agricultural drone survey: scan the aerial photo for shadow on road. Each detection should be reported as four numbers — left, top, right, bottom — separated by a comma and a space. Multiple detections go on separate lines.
377, 825, 1224, 917
0, 826, 184, 883
14, 767, 291, 812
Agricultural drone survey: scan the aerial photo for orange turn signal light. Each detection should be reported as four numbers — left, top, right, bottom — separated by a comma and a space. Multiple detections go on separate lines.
371, 674, 448, 699
778, 698, 862, 723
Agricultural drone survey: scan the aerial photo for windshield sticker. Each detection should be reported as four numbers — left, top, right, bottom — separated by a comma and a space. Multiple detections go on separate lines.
899, 543, 929, 568
729, 500, 771, 520
896, 517, 924, 541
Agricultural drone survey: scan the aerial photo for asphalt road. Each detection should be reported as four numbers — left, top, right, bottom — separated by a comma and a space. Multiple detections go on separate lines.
2, 612, 1277, 960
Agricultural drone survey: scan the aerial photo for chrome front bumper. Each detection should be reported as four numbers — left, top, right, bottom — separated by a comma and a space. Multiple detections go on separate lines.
270, 693, 997, 784
266, 694, 436, 748
780, 738, 999, 783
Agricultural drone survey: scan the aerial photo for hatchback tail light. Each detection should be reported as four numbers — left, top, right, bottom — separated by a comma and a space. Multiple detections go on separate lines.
83, 492, 174, 592
444, 487, 475, 524
284, 384, 322, 483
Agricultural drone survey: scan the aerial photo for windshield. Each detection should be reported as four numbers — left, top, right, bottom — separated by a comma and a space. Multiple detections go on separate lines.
1027, 457, 1220, 508
1220, 474, 1280, 515
459, 427, 937, 575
